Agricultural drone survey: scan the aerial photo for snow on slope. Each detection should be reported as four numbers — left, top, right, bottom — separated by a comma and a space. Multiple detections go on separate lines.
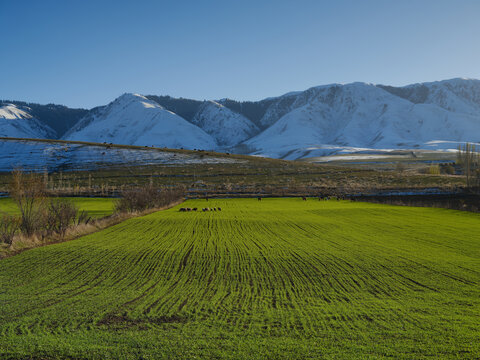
0, 104, 55, 139
242, 82, 480, 160
0, 139, 240, 172
380, 78, 480, 115
191, 101, 259, 147
64, 94, 217, 149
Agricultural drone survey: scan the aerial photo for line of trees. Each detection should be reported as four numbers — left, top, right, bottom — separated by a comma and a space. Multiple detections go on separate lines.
457, 143, 480, 189
1, 170, 186, 247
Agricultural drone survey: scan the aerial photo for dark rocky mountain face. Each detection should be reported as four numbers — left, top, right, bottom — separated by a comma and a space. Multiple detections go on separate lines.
145, 95, 203, 122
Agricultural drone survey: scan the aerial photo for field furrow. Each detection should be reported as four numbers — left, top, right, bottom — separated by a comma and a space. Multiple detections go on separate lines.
0, 198, 479, 359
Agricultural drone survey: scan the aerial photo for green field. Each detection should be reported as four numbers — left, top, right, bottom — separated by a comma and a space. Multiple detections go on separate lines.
0, 199, 479, 359
0, 197, 115, 218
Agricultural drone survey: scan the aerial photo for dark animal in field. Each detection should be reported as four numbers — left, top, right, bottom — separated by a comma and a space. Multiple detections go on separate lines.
186, 208, 192, 211
218, 207, 222, 211
193, 208, 197, 211
179, 208, 186, 212
302, 197, 307, 201
258, 197, 262, 201
206, 197, 209, 201
213, 208, 217, 211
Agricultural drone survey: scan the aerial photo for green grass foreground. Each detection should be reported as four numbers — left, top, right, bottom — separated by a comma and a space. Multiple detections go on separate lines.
0, 197, 115, 218
0, 198, 479, 359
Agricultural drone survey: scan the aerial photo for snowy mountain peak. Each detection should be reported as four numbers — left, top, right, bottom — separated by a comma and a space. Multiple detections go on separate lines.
0, 104, 33, 120
111, 93, 166, 110
241, 79, 480, 160
191, 100, 259, 147
0, 103, 55, 139
63, 93, 216, 149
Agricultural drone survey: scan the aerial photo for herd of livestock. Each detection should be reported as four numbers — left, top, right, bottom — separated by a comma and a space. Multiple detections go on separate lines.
178, 196, 352, 212
179, 207, 221, 212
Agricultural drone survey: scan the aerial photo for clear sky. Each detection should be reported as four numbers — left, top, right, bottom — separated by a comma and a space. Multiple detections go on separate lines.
1, 0, 480, 109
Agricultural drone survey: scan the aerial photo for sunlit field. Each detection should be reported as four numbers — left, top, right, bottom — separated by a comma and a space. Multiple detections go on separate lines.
0, 198, 478, 359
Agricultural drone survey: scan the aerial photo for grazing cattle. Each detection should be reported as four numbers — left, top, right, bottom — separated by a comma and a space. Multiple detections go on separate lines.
218, 207, 222, 211
302, 197, 307, 201
213, 208, 217, 211
258, 197, 262, 201
193, 208, 197, 211
179, 208, 186, 212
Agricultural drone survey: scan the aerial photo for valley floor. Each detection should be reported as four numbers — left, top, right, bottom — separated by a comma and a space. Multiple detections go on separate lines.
0, 199, 479, 359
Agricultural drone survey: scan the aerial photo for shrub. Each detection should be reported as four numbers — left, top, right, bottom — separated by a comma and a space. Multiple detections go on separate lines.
115, 186, 185, 213
442, 164, 455, 175
45, 199, 79, 238
427, 164, 440, 175
0, 214, 20, 245
395, 162, 406, 173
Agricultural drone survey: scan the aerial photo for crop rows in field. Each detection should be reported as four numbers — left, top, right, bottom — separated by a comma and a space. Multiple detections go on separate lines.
0, 198, 479, 359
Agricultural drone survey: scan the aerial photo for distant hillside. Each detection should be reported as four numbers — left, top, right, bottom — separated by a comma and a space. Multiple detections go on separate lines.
0, 100, 87, 137
63, 93, 216, 149
145, 95, 202, 122
4, 78, 480, 160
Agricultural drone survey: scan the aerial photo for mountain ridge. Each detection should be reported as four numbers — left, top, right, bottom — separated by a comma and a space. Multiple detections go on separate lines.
3, 78, 480, 160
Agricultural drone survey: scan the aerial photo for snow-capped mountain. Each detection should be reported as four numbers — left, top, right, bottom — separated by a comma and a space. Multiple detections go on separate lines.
4, 78, 480, 161
191, 100, 259, 147
63, 93, 217, 150
241, 81, 480, 159
0, 103, 55, 139
379, 78, 480, 115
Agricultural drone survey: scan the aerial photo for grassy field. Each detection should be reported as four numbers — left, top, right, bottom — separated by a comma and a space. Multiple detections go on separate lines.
0, 198, 478, 359
0, 197, 115, 218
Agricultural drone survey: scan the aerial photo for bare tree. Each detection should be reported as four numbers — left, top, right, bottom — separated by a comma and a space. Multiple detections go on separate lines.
9, 169, 47, 237
45, 199, 78, 238
457, 143, 480, 189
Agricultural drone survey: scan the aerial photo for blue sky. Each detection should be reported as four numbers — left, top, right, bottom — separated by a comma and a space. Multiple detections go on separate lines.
1, 0, 480, 109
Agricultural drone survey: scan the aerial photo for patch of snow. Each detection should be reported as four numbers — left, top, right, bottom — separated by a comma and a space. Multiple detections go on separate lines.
0, 139, 240, 172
